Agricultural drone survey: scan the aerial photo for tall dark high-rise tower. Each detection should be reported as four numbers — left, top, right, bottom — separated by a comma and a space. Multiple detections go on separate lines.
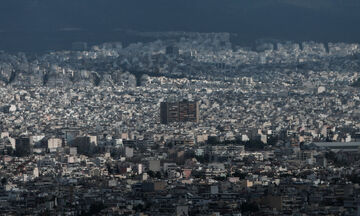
160, 100, 199, 124
15, 137, 31, 157
165, 46, 180, 56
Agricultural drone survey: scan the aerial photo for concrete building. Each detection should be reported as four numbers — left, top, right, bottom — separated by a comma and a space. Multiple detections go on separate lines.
15, 137, 31, 157
314, 142, 360, 152
160, 100, 199, 124
149, 160, 161, 172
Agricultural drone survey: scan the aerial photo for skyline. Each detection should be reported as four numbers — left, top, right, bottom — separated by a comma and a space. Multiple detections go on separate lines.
2, 1, 360, 215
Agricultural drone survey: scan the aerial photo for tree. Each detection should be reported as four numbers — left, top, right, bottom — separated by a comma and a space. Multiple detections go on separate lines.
241, 202, 259, 213
213, 176, 226, 181
155, 171, 162, 179
81, 202, 106, 216
1, 178, 7, 185
233, 171, 246, 179
147, 170, 155, 178
351, 77, 360, 87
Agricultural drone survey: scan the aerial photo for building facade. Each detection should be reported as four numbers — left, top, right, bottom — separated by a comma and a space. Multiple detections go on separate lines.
160, 100, 199, 124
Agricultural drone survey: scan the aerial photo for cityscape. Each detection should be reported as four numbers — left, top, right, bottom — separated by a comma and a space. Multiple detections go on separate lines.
2, 1, 360, 215
0, 31, 360, 215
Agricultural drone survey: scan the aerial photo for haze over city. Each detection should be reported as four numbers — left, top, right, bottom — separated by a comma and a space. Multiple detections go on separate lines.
1, 0, 360, 51
1, 1, 360, 216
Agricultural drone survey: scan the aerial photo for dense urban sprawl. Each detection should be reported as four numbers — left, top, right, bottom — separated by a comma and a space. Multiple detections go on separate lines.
1, 32, 360, 215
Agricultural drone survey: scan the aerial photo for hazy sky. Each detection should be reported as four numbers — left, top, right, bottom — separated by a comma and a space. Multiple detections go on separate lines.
1, 0, 360, 51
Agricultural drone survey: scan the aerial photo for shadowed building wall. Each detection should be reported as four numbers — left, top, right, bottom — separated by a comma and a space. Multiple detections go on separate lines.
160, 100, 199, 124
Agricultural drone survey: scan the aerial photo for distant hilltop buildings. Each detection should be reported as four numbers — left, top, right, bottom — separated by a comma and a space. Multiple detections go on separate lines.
160, 100, 199, 124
